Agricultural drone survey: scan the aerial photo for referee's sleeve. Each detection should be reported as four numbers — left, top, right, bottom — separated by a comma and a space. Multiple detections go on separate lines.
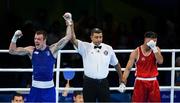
110, 48, 118, 66
74, 40, 85, 56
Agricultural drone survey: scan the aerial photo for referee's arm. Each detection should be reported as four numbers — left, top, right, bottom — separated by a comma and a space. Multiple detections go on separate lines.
114, 63, 123, 84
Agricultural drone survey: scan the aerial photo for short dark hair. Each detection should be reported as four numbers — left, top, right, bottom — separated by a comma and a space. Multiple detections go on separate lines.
144, 31, 158, 38
91, 28, 102, 36
35, 30, 47, 40
73, 91, 83, 97
12, 92, 24, 100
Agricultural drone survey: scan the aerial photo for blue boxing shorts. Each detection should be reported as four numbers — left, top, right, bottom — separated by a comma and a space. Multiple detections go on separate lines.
27, 86, 56, 102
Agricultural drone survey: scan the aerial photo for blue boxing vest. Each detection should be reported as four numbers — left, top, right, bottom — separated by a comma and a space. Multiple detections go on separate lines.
27, 47, 56, 102
32, 47, 56, 81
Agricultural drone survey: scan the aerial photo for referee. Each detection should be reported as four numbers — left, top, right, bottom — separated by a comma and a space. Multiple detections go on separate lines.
64, 13, 123, 102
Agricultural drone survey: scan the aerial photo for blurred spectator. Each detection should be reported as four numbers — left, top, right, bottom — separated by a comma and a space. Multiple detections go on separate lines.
33, 8, 49, 31
60, 80, 84, 103
73, 91, 84, 103
47, 20, 63, 45
130, 16, 146, 48
11, 92, 24, 103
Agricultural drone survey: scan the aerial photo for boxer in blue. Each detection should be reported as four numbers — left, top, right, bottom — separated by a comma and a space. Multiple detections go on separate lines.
9, 13, 72, 102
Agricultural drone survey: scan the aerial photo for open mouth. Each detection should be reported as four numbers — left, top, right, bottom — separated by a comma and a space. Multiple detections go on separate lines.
35, 43, 40, 47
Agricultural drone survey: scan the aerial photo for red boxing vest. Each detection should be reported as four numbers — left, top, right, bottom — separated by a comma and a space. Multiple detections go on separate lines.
135, 47, 158, 77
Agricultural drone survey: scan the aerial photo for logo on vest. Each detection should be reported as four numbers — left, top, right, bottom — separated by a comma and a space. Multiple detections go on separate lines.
34, 51, 39, 54
46, 51, 50, 56
104, 50, 108, 55
141, 57, 145, 61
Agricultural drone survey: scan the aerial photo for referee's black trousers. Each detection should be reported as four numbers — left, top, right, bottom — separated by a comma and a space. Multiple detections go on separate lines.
83, 75, 110, 102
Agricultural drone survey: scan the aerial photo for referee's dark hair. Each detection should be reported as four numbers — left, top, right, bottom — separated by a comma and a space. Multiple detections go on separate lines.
91, 28, 103, 36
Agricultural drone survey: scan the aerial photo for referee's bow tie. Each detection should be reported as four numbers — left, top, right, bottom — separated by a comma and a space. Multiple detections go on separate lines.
94, 45, 102, 49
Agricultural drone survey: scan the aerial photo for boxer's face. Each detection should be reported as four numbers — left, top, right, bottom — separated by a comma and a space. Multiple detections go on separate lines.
144, 37, 157, 45
34, 34, 46, 50
144, 37, 157, 50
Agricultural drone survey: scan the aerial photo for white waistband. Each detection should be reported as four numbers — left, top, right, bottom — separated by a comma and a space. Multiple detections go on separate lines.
32, 80, 54, 88
136, 77, 157, 81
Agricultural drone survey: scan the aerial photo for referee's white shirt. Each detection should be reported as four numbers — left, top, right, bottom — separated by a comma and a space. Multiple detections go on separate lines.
76, 40, 118, 79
